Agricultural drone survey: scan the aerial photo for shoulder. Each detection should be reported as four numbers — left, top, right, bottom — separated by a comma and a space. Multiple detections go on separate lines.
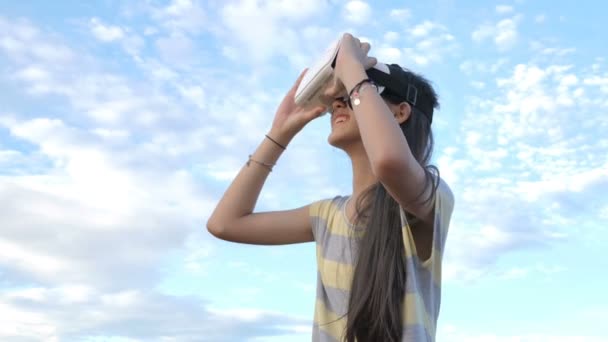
309, 195, 346, 218
309, 195, 347, 242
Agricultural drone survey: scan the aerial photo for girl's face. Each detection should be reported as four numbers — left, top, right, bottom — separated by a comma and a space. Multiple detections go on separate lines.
326, 97, 407, 150
327, 98, 361, 149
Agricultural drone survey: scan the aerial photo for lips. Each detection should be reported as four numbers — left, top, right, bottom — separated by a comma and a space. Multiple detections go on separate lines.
333, 114, 349, 125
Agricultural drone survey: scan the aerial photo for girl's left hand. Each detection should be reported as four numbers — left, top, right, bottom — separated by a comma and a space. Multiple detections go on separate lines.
333, 33, 377, 84
319, 33, 377, 105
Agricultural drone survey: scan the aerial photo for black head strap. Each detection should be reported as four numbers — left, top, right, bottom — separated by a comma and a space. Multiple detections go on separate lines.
366, 67, 433, 123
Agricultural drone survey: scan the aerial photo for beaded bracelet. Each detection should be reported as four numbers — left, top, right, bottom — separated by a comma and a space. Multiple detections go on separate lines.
247, 155, 274, 172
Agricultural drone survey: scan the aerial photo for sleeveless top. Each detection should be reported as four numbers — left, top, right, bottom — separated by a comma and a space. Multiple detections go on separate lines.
309, 179, 454, 341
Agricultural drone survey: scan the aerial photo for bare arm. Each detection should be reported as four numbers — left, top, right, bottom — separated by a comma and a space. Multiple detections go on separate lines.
207, 70, 326, 245
207, 135, 313, 245
335, 34, 434, 224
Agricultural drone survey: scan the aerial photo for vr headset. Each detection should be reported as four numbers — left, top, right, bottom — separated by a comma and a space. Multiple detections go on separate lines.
295, 36, 430, 121
294, 36, 342, 109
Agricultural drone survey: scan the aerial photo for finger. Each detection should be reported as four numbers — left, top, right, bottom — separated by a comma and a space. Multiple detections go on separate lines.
363, 56, 378, 70
302, 105, 323, 121
361, 42, 371, 55
289, 68, 309, 93
307, 105, 328, 120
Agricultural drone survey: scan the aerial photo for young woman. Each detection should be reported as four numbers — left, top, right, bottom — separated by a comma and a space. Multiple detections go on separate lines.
207, 33, 454, 342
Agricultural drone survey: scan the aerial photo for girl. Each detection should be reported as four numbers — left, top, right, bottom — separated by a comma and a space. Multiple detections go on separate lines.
207, 33, 454, 342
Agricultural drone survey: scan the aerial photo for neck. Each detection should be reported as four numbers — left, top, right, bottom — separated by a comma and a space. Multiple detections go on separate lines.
345, 142, 377, 201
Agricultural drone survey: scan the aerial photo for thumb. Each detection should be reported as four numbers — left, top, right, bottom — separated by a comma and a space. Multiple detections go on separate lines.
364, 56, 378, 70
305, 105, 327, 121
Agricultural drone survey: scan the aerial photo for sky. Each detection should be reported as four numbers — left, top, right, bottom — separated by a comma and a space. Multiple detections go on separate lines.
0, 0, 607, 341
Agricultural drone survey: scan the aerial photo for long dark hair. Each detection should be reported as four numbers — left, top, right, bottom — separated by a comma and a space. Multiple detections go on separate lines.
344, 70, 440, 342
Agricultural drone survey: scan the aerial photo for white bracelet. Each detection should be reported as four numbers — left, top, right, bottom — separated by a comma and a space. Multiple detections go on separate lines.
350, 81, 378, 107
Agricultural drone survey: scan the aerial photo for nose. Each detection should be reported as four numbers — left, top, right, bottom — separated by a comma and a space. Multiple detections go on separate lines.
331, 97, 348, 114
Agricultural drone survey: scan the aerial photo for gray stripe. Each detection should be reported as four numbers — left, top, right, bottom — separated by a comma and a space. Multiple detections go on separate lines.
315, 231, 441, 318
406, 258, 442, 317
317, 226, 358, 265
432, 207, 445, 254
316, 277, 350, 316
315, 233, 441, 317
312, 192, 447, 339
311, 196, 345, 242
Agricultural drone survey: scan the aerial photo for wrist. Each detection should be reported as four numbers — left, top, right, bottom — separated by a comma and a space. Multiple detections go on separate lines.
339, 62, 368, 94
267, 128, 293, 149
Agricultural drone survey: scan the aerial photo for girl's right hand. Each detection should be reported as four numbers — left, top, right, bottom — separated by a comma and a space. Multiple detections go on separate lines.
269, 69, 326, 145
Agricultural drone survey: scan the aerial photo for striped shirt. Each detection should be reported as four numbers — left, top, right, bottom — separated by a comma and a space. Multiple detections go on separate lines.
309, 179, 454, 341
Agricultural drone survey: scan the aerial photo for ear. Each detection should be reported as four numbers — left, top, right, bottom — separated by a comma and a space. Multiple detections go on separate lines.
394, 102, 412, 124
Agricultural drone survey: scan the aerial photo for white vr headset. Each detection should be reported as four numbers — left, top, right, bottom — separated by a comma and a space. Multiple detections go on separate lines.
294, 36, 391, 110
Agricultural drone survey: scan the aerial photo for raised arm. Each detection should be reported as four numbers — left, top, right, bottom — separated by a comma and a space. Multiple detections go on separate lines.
206, 70, 326, 245
333, 34, 435, 224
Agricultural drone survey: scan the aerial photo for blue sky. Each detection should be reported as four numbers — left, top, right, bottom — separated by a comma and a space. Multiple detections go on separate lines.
0, 0, 607, 341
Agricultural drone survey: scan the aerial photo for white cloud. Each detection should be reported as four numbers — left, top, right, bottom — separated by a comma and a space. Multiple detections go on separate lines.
472, 16, 520, 51
400, 21, 457, 66
443, 57, 608, 283
0, 117, 212, 285
389, 8, 411, 20
0, 106, 311, 340
409, 20, 438, 38
152, 0, 206, 34
0, 17, 74, 64
218, 0, 329, 64
343, 0, 372, 24
155, 32, 195, 64
0, 287, 310, 341
495, 17, 519, 50
90, 17, 125, 42
471, 23, 494, 42
383, 31, 399, 42
530, 41, 577, 57
495, 5, 514, 14
376, 46, 402, 62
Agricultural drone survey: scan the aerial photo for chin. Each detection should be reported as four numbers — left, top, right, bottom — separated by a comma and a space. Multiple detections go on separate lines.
327, 130, 342, 148
327, 130, 357, 150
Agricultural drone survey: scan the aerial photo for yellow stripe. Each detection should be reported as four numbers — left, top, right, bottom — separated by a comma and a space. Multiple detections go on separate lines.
422, 250, 443, 288
403, 292, 436, 335
311, 198, 366, 238
310, 199, 329, 215
316, 245, 354, 290
314, 299, 347, 340
401, 226, 416, 259
313, 199, 438, 337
